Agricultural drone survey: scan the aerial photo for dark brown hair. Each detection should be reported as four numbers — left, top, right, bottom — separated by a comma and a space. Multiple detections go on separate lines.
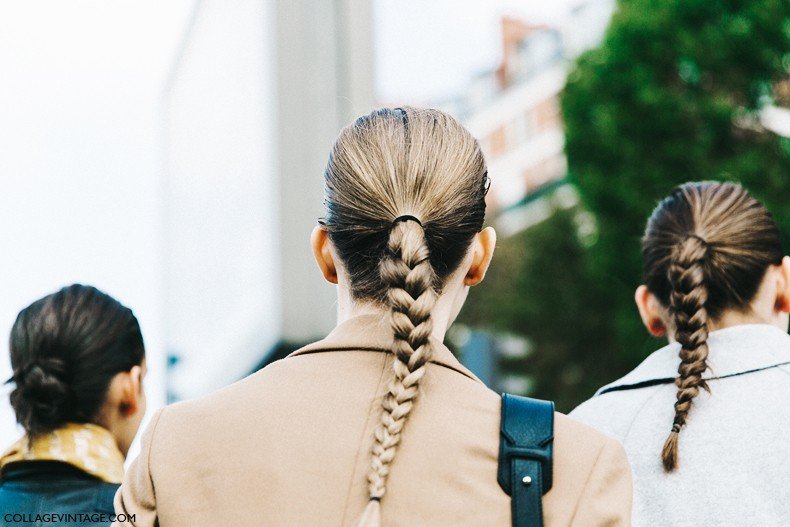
8, 284, 145, 438
322, 107, 488, 525
642, 181, 783, 471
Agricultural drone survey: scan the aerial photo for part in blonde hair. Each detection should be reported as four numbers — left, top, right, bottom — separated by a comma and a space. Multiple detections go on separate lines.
322, 107, 488, 525
642, 181, 783, 471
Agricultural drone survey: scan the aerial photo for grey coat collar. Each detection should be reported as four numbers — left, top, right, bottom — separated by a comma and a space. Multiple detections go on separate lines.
597, 324, 790, 395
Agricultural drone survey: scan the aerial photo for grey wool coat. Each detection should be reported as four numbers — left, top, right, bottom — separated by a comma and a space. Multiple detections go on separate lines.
571, 324, 790, 527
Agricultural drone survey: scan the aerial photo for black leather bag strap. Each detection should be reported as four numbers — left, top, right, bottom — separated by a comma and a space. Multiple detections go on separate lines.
497, 393, 555, 527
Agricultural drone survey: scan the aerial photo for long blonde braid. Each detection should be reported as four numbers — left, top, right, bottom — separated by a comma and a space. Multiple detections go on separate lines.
321, 107, 488, 523
358, 220, 438, 525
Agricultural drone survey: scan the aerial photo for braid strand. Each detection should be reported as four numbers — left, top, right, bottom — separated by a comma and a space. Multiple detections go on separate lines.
357, 220, 438, 526
662, 235, 710, 472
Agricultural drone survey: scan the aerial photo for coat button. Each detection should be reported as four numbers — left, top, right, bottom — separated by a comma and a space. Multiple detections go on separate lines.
522, 476, 532, 486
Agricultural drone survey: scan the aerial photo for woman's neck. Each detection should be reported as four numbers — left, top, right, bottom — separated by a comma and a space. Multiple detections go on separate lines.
336, 296, 455, 342
667, 309, 789, 343
709, 309, 787, 333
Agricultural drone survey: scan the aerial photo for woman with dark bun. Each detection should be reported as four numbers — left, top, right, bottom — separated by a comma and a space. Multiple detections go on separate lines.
572, 182, 790, 526
0, 284, 147, 525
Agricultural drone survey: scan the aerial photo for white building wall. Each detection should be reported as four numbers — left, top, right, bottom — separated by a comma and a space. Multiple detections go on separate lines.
164, 0, 374, 400
274, 0, 374, 342
163, 1, 282, 400
465, 64, 567, 209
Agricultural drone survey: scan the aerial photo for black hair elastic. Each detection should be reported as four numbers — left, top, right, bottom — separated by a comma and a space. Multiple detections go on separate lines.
392, 215, 422, 227
393, 107, 409, 130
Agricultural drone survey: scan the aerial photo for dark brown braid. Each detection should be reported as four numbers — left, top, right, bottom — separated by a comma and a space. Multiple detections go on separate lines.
642, 182, 783, 472
662, 235, 711, 470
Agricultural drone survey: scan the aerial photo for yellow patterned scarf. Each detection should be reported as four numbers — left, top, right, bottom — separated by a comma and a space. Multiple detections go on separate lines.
0, 423, 125, 483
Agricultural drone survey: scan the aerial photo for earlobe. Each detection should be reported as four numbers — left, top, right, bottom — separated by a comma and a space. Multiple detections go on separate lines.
311, 226, 338, 284
635, 285, 667, 337
464, 227, 497, 286
649, 321, 667, 337
120, 401, 135, 417
775, 256, 790, 313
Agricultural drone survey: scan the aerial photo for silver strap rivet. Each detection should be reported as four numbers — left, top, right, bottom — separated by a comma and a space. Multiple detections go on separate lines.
522, 476, 532, 485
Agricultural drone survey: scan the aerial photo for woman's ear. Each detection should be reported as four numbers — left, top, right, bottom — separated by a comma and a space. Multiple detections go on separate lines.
635, 285, 667, 337
112, 365, 144, 418
774, 256, 790, 313
464, 227, 497, 286
311, 226, 338, 284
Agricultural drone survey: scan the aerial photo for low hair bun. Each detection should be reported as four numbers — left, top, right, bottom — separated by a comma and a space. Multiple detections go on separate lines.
10, 359, 72, 436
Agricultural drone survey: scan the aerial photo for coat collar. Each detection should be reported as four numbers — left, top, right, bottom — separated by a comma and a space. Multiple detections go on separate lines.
289, 314, 483, 384
598, 324, 790, 395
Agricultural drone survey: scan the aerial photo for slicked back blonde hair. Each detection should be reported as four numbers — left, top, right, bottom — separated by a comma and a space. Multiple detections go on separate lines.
642, 181, 783, 471
322, 107, 488, 526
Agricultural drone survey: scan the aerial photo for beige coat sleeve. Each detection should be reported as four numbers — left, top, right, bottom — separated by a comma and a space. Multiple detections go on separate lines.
112, 408, 166, 527
569, 437, 633, 526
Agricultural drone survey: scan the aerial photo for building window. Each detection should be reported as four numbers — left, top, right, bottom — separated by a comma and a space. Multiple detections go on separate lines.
489, 125, 507, 158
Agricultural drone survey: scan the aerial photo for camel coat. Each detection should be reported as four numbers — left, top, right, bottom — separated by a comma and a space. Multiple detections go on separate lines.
114, 315, 632, 526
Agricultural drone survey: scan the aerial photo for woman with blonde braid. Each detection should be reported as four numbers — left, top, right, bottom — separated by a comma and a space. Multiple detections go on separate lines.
113, 107, 631, 527
572, 181, 790, 526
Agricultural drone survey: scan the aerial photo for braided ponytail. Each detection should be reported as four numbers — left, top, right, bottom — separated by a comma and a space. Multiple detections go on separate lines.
323, 107, 488, 523
642, 182, 783, 472
357, 219, 438, 526
662, 235, 710, 471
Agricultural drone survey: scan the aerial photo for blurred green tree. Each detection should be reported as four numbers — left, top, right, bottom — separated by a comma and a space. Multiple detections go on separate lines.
460, 202, 635, 411
461, 0, 790, 411
564, 0, 790, 371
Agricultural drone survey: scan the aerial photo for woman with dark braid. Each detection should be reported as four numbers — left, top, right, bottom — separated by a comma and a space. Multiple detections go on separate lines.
572, 181, 790, 526
114, 108, 632, 526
